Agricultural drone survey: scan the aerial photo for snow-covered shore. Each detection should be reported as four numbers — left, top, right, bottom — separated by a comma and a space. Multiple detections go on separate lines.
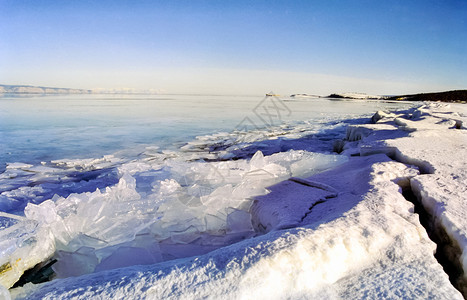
5, 103, 467, 299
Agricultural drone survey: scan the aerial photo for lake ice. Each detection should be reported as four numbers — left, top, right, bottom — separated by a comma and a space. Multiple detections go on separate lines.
2, 95, 465, 299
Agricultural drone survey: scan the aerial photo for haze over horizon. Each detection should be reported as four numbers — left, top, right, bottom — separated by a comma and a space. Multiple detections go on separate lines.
1, 0, 466, 96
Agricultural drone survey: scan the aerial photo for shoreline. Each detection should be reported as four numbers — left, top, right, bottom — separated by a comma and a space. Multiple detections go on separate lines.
6, 103, 467, 299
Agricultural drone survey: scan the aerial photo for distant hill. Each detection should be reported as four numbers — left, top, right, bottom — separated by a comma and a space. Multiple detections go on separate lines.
290, 93, 322, 98
0, 84, 92, 94
326, 92, 383, 100
323, 90, 467, 102
387, 90, 467, 102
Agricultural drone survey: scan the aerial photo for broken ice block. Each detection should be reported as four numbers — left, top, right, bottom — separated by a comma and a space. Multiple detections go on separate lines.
52, 247, 98, 278
0, 284, 10, 300
226, 209, 253, 233
249, 151, 265, 170
0, 212, 54, 288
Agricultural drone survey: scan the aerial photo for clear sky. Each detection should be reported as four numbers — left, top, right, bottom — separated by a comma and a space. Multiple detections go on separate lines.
1, 0, 466, 95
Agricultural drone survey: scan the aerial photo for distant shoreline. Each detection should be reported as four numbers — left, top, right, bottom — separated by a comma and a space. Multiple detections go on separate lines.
1, 84, 466, 103
326, 90, 467, 103
0, 84, 92, 95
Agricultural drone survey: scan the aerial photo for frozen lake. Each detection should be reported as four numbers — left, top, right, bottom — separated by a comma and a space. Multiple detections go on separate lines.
0, 94, 414, 286
0, 94, 407, 166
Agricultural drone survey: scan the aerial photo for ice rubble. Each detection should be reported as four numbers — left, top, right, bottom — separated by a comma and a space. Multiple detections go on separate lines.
0, 117, 344, 216
5, 103, 465, 299
0, 156, 121, 214
1, 149, 347, 285
0, 117, 351, 288
10, 154, 463, 299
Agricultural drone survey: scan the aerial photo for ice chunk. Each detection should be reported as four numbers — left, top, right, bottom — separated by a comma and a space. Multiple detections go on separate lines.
170, 226, 202, 244
0, 284, 10, 300
249, 151, 265, 169
226, 209, 252, 233
0, 212, 54, 288
290, 154, 348, 177
156, 179, 181, 195
24, 200, 59, 225
204, 214, 227, 233
5, 163, 33, 170
66, 234, 108, 252
371, 110, 398, 123
346, 125, 375, 141
53, 247, 98, 278
95, 246, 160, 272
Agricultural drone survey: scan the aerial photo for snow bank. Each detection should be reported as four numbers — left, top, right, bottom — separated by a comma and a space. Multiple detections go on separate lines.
345, 103, 467, 295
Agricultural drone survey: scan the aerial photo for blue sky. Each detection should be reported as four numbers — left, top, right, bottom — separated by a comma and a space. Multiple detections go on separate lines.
1, 0, 466, 95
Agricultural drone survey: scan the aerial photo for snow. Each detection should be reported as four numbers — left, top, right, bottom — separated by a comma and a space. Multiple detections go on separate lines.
346, 103, 467, 294
3, 103, 465, 299
0, 104, 467, 299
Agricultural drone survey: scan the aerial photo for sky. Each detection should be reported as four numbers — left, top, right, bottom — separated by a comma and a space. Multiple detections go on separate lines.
1, 0, 466, 95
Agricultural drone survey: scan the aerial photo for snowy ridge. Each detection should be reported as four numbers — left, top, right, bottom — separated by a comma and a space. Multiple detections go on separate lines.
4, 103, 466, 299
